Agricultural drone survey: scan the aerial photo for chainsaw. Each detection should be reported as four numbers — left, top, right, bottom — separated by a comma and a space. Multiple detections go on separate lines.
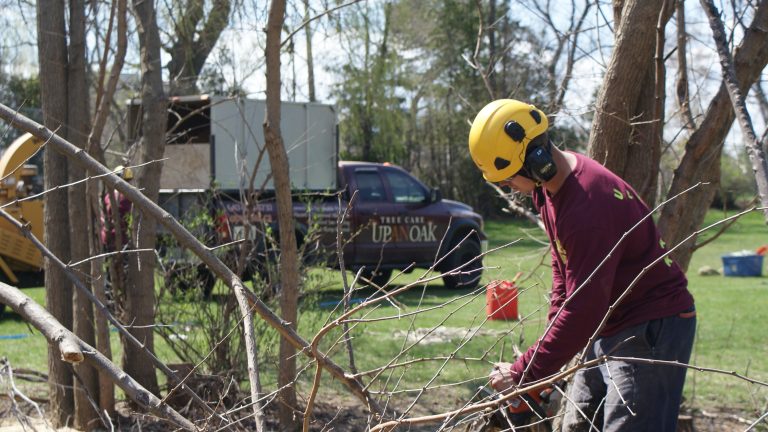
462, 384, 559, 432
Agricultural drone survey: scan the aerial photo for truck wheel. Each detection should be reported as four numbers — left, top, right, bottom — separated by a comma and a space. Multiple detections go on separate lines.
0, 272, 8, 318
442, 237, 482, 289
360, 268, 392, 287
164, 265, 215, 299
197, 267, 216, 299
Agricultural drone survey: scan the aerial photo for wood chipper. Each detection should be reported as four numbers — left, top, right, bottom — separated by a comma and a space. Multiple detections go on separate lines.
0, 133, 44, 317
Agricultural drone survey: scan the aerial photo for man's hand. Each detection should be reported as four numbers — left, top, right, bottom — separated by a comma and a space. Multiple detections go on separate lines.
489, 362, 519, 393
489, 364, 554, 418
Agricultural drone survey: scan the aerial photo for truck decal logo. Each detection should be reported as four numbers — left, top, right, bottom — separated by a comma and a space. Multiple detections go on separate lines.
372, 221, 438, 243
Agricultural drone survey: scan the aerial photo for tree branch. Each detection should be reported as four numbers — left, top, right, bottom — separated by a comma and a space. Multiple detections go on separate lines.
0, 283, 196, 431
701, 0, 768, 221
675, 0, 697, 131
281, 0, 365, 47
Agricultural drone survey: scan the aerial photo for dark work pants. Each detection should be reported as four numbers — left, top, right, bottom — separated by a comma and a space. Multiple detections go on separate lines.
562, 310, 696, 432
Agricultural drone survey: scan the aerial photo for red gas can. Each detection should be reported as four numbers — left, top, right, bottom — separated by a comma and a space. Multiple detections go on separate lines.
486, 279, 519, 320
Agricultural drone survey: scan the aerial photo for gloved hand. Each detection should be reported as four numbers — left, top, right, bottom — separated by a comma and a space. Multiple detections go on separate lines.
489, 362, 519, 393
489, 363, 550, 415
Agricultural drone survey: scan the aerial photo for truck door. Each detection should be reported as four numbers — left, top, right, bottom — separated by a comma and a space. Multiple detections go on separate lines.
380, 166, 449, 266
348, 167, 399, 266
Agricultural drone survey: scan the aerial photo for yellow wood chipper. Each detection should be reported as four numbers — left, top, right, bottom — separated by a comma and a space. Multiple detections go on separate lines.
0, 133, 44, 316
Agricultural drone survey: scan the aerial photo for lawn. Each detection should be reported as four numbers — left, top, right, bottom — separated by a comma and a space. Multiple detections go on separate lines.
0, 209, 766, 419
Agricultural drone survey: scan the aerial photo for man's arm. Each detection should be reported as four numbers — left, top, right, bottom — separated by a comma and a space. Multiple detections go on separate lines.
548, 246, 566, 323
501, 226, 624, 386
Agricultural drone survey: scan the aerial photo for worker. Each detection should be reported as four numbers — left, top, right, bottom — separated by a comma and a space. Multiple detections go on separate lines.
469, 99, 696, 431
101, 165, 134, 251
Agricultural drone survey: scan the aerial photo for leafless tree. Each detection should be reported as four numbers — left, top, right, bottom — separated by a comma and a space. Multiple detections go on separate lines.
303, 0, 316, 102
674, 0, 697, 132
263, 0, 303, 429
122, 0, 168, 396
88, 0, 128, 415
164, 0, 234, 95
700, 0, 768, 220
35, 0, 73, 425
657, 2, 768, 270
66, 0, 102, 428
530, 0, 593, 115
587, 0, 674, 206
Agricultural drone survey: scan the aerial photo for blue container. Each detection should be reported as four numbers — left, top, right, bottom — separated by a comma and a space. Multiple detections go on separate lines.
721, 254, 764, 277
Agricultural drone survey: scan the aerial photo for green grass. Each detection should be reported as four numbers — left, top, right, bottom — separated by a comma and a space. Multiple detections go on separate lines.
1, 210, 766, 416
0, 287, 49, 379
680, 210, 768, 413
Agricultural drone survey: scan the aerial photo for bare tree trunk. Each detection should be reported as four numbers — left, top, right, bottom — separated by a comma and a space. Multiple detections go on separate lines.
89, 221, 114, 416
675, 0, 696, 131
88, 0, 127, 415
612, 0, 625, 27
36, 1, 73, 425
627, 0, 670, 205
264, 1, 300, 429
123, 0, 166, 396
303, 0, 316, 102
67, 0, 100, 428
361, 8, 373, 162
587, 0, 672, 206
487, 0, 497, 94
657, 2, 768, 270
755, 83, 768, 125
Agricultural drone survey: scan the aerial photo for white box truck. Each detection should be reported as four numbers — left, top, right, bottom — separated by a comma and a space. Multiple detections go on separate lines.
128, 95, 337, 191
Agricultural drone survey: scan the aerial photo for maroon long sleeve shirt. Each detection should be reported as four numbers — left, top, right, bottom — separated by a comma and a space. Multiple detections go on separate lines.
509, 153, 694, 384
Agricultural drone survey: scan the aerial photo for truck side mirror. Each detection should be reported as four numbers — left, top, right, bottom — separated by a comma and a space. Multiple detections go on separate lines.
429, 188, 442, 203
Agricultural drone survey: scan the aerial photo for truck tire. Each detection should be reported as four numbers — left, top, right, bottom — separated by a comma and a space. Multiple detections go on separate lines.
360, 268, 392, 287
164, 264, 215, 299
197, 267, 216, 298
442, 237, 482, 289
0, 272, 8, 318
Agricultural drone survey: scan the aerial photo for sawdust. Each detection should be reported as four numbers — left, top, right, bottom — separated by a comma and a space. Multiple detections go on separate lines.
390, 326, 508, 345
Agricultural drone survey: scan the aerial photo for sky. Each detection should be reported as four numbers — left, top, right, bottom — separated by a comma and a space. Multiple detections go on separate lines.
1, 0, 765, 156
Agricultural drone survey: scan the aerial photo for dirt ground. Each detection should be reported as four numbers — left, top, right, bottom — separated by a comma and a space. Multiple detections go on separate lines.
0, 394, 761, 432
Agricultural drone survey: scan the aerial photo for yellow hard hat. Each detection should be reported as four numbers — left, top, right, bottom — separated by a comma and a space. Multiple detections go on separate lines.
468, 99, 548, 182
114, 165, 134, 181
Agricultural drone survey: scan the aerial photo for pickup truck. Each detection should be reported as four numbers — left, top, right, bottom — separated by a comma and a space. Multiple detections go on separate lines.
128, 96, 486, 292
160, 160, 487, 292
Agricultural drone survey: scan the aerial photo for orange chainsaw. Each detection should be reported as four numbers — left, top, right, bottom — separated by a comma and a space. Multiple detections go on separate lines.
469, 384, 558, 432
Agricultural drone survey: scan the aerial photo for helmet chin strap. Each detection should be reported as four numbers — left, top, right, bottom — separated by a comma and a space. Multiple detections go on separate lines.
517, 166, 538, 184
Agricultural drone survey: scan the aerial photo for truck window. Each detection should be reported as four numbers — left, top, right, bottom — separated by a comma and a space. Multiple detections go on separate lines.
354, 170, 387, 202
384, 170, 428, 203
